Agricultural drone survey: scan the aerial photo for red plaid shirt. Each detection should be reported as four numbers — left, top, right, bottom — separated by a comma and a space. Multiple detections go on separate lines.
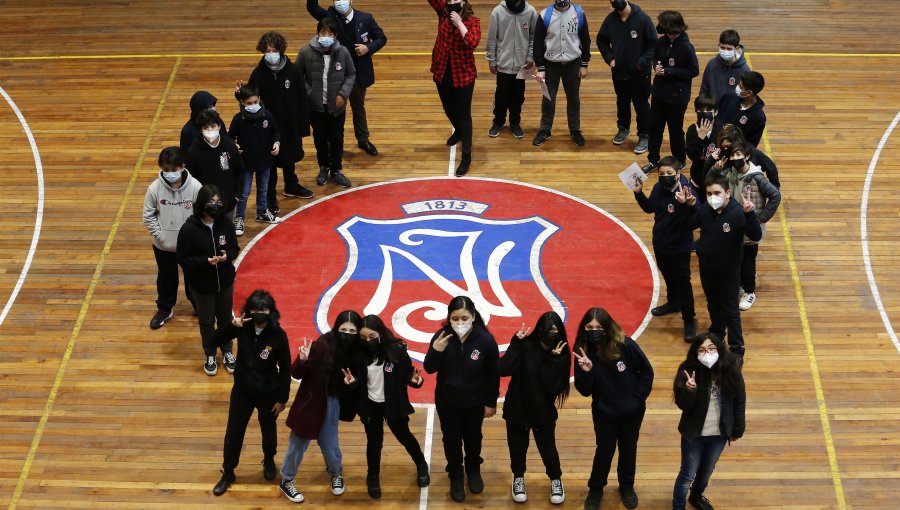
428, 0, 481, 87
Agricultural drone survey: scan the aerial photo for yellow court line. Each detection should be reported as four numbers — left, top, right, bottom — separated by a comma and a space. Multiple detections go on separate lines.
745, 55, 847, 510
7, 56, 183, 510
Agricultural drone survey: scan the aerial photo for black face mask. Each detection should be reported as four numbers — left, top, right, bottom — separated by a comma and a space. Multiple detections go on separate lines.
659, 175, 677, 189
251, 312, 270, 326
543, 331, 560, 345
656, 23, 665, 35
446, 2, 462, 14
554, 0, 570, 10
335, 331, 357, 347
697, 111, 714, 123
586, 329, 606, 346
506, 0, 526, 14
611, 0, 627, 11
204, 203, 223, 218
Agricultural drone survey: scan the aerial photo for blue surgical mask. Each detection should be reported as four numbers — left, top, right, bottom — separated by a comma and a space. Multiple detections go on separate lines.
334, 0, 351, 15
719, 48, 735, 61
264, 51, 281, 65
318, 36, 335, 48
244, 103, 261, 114
162, 171, 182, 183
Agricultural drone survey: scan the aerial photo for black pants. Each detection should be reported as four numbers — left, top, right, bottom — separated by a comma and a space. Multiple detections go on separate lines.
152, 245, 192, 312
271, 139, 304, 203
436, 403, 484, 479
222, 383, 277, 473
648, 97, 688, 165
741, 244, 760, 293
192, 284, 233, 357
540, 59, 582, 133
493, 72, 526, 127
436, 72, 475, 154
349, 82, 370, 143
589, 407, 645, 489
655, 248, 696, 322
612, 76, 651, 135
699, 264, 745, 355
506, 421, 562, 479
363, 400, 426, 476
310, 108, 346, 171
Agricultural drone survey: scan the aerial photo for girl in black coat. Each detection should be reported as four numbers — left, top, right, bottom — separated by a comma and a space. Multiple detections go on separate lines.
498, 311, 570, 505
355, 314, 429, 498
671, 333, 745, 510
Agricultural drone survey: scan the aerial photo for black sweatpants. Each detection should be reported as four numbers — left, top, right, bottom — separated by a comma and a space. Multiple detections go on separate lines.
363, 400, 426, 476
192, 283, 233, 357
222, 383, 278, 473
699, 263, 745, 355
589, 407, 645, 489
349, 82, 370, 144
741, 243, 760, 293
492, 71, 526, 127
310, 108, 346, 172
506, 421, 562, 479
613, 75, 651, 135
655, 248, 696, 323
436, 71, 475, 154
152, 245, 193, 313
436, 403, 484, 479
648, 97, 688, 165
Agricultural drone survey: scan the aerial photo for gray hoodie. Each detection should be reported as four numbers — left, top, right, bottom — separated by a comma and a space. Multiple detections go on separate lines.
142, 169, 202, 252
699, 47, 750, 103
726, 162, 781, 244
297, 37, 356, 116
485, 1, 539, 74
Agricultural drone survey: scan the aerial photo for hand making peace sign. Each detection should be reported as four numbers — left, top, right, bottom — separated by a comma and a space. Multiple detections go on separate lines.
683, 369, 697, 390
514, 323, 531, 340
573, 347, 593, 372
341, 367, 356, 385
550, 341, 566, 356
432, 331, 451, 352
231, 314, 251, 328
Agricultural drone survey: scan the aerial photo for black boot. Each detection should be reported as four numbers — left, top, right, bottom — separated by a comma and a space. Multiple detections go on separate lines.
651, 301, 680, 316
455, 152, 472, 177
467, 470, 484, 494
366, 474, 382, 499
416, 462, 431, 487
447, 130, 460, 146
683, 319, 697, 342
213, 470, 236, 496
263, 457, 277, 481
450, 477, 465, 502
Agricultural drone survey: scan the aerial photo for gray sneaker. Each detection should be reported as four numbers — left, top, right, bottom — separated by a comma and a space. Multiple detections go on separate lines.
613, 128, 630, 145
332, 171, 352, 188
634, 135, 649, 154
488, 123, 503, 137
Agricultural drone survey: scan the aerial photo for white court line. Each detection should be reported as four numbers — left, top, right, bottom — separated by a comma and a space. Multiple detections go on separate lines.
861, 111, 900, 355
447, 131, 457, 177
0, 85, 44, 328
415, 404, 436, 510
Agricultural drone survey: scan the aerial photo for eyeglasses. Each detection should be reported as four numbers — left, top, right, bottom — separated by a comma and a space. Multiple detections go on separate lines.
697, 346, 718, 355
206, 201, 224, 206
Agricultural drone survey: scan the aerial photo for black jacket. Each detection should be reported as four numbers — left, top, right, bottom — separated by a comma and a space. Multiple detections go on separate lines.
187, 136, 244, 211
688, 198, 762, 272
179, 91, 224, 151
574, 337, 653, 419
352, 341, 423, 423
685, 118, 725, 192
674, 364, 746, 441
246, 57, 310, 165
717, 94, 767, 147
307, 0, 387, 89
634, 174, 697, 254
175, 215, 239, 293
596, 2, 656, 80
212, 321, 292, 403
424, 325, 500, 410
702, 145, 781, 191
228, 109, 281, 172
650, 32, 699, 106
498, 334, 570, 429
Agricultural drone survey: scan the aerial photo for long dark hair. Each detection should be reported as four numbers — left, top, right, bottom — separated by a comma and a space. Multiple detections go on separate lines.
361, 314, 405, 365
240, 289, 281, 326
322, 310, 362, 387
526, 311, 571, 408
673, 333, 743, 398
572, 307, 625, 362
444, 295, 487, 332
194, 184, 221, 218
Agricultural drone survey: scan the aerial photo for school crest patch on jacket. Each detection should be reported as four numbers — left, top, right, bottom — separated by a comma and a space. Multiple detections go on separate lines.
470, 349, 481, 361
617, 361, 626, 372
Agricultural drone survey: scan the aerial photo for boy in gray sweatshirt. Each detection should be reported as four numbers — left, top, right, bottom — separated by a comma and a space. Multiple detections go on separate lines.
486, 0, 539, 139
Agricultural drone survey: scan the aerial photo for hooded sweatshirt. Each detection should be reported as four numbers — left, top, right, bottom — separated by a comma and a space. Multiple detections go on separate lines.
142, 169, 202, 252
297, 37, 357, 116
699, 47, 750, 103
176, 214, 239, 293
651, 31, 699, 106
596, 2, 657, 80
187, 134, 244, 211
574, 337, 654, 419
228, 107, 281, 172
688, 198, 762, 271
179, 91, 224, 151
726, 162, 781, 243
717, 93, 767, 147
634, 173, 697, 254
485, 1, 539, 74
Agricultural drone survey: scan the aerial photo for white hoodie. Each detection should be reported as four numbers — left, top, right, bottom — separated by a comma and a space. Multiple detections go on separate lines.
142, 169, 202, 252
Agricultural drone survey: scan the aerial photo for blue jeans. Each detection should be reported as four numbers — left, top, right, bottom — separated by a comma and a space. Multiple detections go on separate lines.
672, 435, 727, 509
236, 168, 270, 219
280, 396, 342, 481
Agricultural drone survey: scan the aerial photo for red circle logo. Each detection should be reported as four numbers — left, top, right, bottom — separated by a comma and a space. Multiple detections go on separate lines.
235, 178, 658, 404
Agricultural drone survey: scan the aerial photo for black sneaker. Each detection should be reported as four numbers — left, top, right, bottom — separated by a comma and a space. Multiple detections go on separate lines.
652, 302, 681, 316
613, 128, 630, 145
234, 216, 244, 236
331, 475, 345, 496
688, 492, 714, 510
149, 309, 173, 329
570, 130, 586, 147
316, 167, 329, 186
280, 478, 304, 503
271, 201, 281, 215
684, 320, 698, 342
550, 478, 565, 504
256, 210, 283, 224
532, 130, 551, 146
284, 185, 314, 199
511, 124, 525, 139
204, 355, 217, 376
366, 474, 382, 499
584, 488, 603, 510
634, 134, 649, 154
447, 130, 460, 146
455, 152, 471, 177
358, 140, 378, 156
263, 457, 277, 481
488, 123, 503, 137
450, 477, 465, 502
332, 171, 352, 188
213, 470, 236, 496
416, 462, 431, 487
619, 486, 639, 509
511, 477, 527, 503
641, 162, 656, 174
467, 471, 484, 494
223, 352, 236, 374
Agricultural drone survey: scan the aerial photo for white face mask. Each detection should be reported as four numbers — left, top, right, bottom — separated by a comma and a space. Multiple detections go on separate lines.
244, 103, 261, 113
334, 0, 351, 15
735, 84, 744, 96
452, 321, 472, 338
202, 129, 219, 142
162, 171, 182, 183
698, 352, 719, 368
719, 48, 735, 61
264, 51, 281, 65
708, 194, 726, 210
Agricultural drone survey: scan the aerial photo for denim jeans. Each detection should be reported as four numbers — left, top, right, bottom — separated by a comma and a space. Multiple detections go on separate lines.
236, 168, 270, 219
280, 396, 342, 481
672, 435, 728, 509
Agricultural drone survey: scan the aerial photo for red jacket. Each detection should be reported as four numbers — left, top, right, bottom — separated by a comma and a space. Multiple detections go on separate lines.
428, 0, 481, 87
285, 337, 332, 439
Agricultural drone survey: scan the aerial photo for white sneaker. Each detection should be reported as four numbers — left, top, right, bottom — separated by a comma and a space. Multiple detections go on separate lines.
280, 479, 304, 503
512, 477, 527, 503
550, 478, 565, 504
739, 292, 756, 311
331, 475, 345, 496
234, 216, 245, 236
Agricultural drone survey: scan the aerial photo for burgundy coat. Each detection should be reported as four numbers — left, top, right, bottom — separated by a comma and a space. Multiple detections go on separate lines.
285, 338, 331, 439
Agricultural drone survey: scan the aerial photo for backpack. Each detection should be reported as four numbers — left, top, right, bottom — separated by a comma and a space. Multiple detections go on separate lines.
542, 3, 585, 31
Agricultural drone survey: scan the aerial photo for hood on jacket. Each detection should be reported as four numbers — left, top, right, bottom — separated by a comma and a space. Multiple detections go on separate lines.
740, 162, 764, 178
309, 36, 344, 54
720, 46, 747, 68
157, 168, 194, 190
189, 91, 217, 115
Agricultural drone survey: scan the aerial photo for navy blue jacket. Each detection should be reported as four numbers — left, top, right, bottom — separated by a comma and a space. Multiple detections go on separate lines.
176, 214, 239, 294
596, 2, 656, 80
187, 135, 244, 211
498, 334, 570, 429
634, 174, 697, 254
212, 321, 292, 404
424, 325, 500, 410
574, 337, 653, 419
717, 94, 767, 147
688, 198, 762, 272
228, 109, 281, 172
307, 0, 387, 89
246, 57, 310, 166
650, 32, 699, 106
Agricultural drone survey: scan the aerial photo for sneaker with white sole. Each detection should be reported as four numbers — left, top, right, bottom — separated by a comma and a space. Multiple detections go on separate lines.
224, 352, 236, 374
280, 479, 305, 503
550, 478, 565, 504
234, 216, 244, 236
739, 292, 756, 311
255, 210, 282, 224
331, 475, 345, 495
512, 477, 527, 503
204, 355, 217, 376
149, 309, 173, 329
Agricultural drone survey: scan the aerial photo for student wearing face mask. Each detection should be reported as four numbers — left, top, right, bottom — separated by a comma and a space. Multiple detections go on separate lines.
685, 94, 724, 195
716, 70, 766, 147
704, 124, 780, 190
485, 0, 538, 140
180, 91, 226, 152
188, 110, 244, 229
632, 156, 698, 341
427, 0, 482, 176
176, 184, 240, 376
298, 17, 357, 189
424, 296, 499, 502
229, 85, 283, 235
681, 172, 762, 364
699, 30, 750, 105
143, 147, 202, 329
307, 0, 387, 157
352, 315, 429, 499
210, 290, 292, 497
498, 312, 571, 504
573, 307, 653, 510
279, 310, 362, 503
671, 333, 745, 510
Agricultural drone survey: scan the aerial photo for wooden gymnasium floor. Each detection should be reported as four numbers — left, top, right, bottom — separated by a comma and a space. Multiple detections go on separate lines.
1, 1, 899, 508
